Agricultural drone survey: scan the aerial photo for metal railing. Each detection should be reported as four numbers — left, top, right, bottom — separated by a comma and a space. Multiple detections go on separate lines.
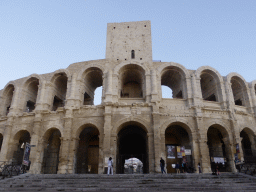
0, 161, 25, 179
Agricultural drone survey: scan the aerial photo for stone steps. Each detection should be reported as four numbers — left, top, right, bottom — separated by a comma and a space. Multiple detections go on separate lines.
1, 173, 256, 191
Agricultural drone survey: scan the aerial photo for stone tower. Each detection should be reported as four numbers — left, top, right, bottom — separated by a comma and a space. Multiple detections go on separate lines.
106, 20, 152, 63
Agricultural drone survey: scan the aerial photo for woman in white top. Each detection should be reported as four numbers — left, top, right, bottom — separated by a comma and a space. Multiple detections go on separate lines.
107, 157, 113, 175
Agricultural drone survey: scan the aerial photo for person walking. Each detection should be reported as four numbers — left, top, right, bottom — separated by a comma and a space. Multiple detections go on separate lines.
107, 157, 113, 175
198, 162, 202, 173
175, 162, 180, 174
160, 157, 166, 174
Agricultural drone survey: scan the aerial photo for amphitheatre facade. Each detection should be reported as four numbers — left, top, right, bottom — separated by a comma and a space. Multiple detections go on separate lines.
0, 21, 256, 174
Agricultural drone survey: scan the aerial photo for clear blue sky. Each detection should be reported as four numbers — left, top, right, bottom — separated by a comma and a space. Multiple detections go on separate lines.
1, 0, 256, 92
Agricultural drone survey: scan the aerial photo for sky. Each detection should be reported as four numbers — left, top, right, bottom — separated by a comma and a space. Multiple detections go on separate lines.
1, 0, 256, 101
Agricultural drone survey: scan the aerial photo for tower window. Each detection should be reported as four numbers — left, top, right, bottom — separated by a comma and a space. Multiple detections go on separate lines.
131, 50, 135, 59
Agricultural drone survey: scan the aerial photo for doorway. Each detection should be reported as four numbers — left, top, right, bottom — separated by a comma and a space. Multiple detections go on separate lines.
116, 124, 148, 174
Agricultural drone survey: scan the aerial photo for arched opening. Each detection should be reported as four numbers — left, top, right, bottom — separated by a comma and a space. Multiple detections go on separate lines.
24, 78, 39, 112
116, 123, 148, 174
41, 129, 61, 174
93, 86, 102, 105
12, 130, 31, 165
161, 85, 173, 98
120, 64, 145, 98
76, 126, 99, 174
165, 124, 192, 173
207, 126, 231, 172
52, 73, 68, 111
200, 70, 219, 102
2, 84, 14, 116
231, 76, 247, 106
240, 129, 256, 163
0, 134, 3, 152
82, 68, 103, 105
161, 66, 185, 99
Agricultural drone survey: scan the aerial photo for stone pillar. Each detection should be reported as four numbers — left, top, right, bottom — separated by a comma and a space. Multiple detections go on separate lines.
196, 117, 211, 173
9, 87, 23, 114
145, 74, 151, 102
102, 107, 112, 172
105, 70, 113, 102
66, 137, 79, 174
147, 132, 154, 173
35, 81, 48, 111
249, 135, 256, 156
223, 137, 236, 172
0, 117, 14, 162
151, 70, 158, 102
160, 133, 166, 172
191, 132, 200, 173
152, 112, 161, 173
29, 114, 43, 174
58, 114, 73, 174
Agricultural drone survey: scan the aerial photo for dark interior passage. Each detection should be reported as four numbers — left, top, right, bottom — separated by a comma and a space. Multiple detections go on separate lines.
116, 125, 148, 174
76, 127, 99, 174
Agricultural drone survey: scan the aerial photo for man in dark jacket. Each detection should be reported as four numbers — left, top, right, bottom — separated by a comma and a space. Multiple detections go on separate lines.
160, 157, 166, 174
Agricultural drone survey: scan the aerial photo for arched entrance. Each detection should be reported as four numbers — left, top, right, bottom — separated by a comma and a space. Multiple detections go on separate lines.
240, 129, 256, 163
165, 124, 192, 173
116, 123, 148, 174
207, 125, 232, 172
76, 127, 99, 174
41, 128, 61, 174
12, 130, 31, 164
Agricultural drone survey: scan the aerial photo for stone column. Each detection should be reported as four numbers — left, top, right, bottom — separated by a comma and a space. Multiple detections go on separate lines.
223, 137, 236, 172
147, 132, 154, 173
105, 71, 113, 102
102, 107, 112, 172
66, 137, 79, 174
196, 117, 211, 173
58, 115, 73, 174
0, 117, 14, 162
151, 70, 158, 102
145, 74, 151, 102
29, 114, 43, 174
152, 112, 161, 173
9, 87, 23, 114
191, 132, 200, 173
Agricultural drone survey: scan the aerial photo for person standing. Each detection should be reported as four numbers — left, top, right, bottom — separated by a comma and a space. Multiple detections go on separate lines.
175, 162, 180, 174
198, 163, 202, 173
160, 157, 166, 174
107, 157, 113, 175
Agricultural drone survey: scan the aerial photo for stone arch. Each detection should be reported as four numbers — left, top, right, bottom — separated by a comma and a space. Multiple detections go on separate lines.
41, 128, 62, 174
157, 62, 190, 79
73, 120, 103, 139
160, 119, 194, 173
117, 64, 146, 99
77, 64, 106, 81
0, 83, 15, 116
50, 69, 71, 83
22, 74, 43, 89
249, 80, 256, 108
78, 66, 104, 105
115, 119, 150, 174
10, 130, 31, 164
207, 123, 234, 172
160, 118, 194, 139
113, 61, 150, 76
227, 73, 250, 107
157, 63, 190, 100
49, 71, 69, 111
112, 117, 152, 135
196, 66, 224, 102
75, 123, 101, 174
240, 127, 256, 161
205, 121, 232, 141
21, 75, 42, 112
